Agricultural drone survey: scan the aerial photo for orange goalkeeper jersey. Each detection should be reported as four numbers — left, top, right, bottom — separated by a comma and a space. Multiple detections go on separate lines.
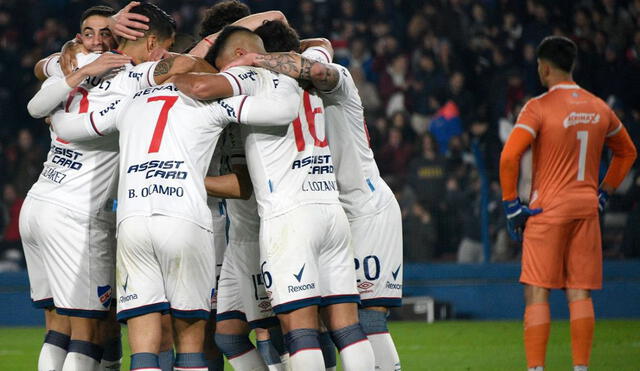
513, 82, 624, 219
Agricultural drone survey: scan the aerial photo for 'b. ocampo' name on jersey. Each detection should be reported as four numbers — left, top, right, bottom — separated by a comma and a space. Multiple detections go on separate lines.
127, 183, 184, 198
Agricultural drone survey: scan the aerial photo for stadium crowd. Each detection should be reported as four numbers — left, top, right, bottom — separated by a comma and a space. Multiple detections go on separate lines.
1, 0, 640, 268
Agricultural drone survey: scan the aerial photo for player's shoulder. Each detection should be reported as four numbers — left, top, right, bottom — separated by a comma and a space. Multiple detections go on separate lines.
75, 52, 100, 67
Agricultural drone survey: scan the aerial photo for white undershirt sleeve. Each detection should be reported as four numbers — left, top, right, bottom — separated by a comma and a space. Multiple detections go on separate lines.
27, 77, 73, 118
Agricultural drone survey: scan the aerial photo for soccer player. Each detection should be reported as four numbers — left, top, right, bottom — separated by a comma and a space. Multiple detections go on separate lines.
226, 23, 404, 370
499, 36, 637, 371
175, 26, 375, 371
49, 57, 301, 371
23, 5, 128, 371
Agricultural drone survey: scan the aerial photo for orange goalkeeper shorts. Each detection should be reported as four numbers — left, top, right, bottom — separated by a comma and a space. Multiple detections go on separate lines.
520, 216, 602, 290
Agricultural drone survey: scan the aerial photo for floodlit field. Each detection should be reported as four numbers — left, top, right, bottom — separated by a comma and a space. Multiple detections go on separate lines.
1, 320, 638, 370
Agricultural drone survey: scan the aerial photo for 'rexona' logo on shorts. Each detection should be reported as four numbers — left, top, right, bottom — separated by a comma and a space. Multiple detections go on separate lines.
97, 285, 112, 308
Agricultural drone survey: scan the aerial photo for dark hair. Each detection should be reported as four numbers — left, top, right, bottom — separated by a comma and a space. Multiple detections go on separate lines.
80, 5, 115, 28
254, 20, 300, 53
129, 3, 176, 41
199, 0, 250, 38
536, 36, 577, 73
205, 25, 254, 69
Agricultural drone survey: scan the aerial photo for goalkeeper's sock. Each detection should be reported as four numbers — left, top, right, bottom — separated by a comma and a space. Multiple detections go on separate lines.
39, 330, 70, 371
158, 348, 174, 371
329, 323, 375, 371
569, 299, 595, 368
101, 335, 122, 370
524, 303, 550, 369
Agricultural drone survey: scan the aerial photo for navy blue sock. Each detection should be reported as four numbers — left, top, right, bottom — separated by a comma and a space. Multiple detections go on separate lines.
319, 331, 337, 367
102, 336, 122, 362
130, 352, 159, 370
358, 309, 389, 335
257, 339, 281, 365
67, 339, 104, 362
214, 333, 255, 359
44, 330, 70, 350
207, 354, 224, 371
284, 328, 320, 356
329, 323, 367, 351
268, 326, 287, 355
175, 352, 206, 368
158, 348, 174, 371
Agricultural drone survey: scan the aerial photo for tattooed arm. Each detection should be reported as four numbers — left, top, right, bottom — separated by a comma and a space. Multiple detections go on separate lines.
152, 54, 217, 85
229, 52, 340, 91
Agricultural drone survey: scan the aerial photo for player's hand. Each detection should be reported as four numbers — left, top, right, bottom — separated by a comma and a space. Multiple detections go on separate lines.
149, 48, 171, 61
223, 53, 259, 70
502, 198, 542, 242
598, 189, 609, 213
110, 1, 149, 41
79, 53, 132, 77
60, 39, 84, 75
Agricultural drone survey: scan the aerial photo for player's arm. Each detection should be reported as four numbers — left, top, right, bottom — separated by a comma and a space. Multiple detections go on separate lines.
34, 53, 60, 81
204, 164, 253, 200
189, 11, 288, 58
27, 53, 132, 118
226, 51, 340, 91
51, 99, 122, 142
299, 38, 334, 60
151, 55, 218, 85
600, 125, 637, 193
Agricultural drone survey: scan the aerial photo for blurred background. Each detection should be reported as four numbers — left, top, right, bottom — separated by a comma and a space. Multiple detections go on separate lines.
0, 0, 639, 321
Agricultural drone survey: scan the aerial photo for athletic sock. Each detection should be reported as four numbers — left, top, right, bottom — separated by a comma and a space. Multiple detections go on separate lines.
101, 336, 122, 370
257, 339, 285, 370
158, 349, 174, 371
329, 323, 374, 371
207, 354, 224, 371
130, 352, 160, 371
39, 330, 70, 371
268, 326, 289, 368
174, 352, 207, 371
359, 309, 401, 370
318, 332, 336, 371
569, 299, 595, 368
62, 340, 104, 371
285, 328, 325, 371
524, 303, 551, 369
215, 333, 267, 370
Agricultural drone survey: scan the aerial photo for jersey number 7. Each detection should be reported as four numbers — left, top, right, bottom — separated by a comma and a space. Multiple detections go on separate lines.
147, 96, 178, 153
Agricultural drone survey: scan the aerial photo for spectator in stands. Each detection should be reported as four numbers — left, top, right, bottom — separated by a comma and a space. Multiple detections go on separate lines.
377, 127, 413, 187
0, 183, 23, 271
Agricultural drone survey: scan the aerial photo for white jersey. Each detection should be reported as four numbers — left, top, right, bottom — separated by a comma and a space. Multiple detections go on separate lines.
219, 124, 260, 242
221, 67, 339, 219
319, 63, 395, 219
206, 142, 224, 215
86, 84, 244, 231
28, 53, 158, 217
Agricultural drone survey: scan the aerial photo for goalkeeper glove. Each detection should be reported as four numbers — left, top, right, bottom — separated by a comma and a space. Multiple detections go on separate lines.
502, 198, 542, 242
598, 189, 608, 213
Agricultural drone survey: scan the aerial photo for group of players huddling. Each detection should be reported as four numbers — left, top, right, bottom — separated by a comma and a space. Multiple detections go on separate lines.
24, 1, 403, 370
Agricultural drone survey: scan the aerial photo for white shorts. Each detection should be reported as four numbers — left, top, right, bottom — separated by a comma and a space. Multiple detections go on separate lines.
216, 239, 278, 329
116, 215, 215, 322
351, 199, 403, 307
260, 204, 359, 314
20, 196, 116, 317
211, 201, 228, 310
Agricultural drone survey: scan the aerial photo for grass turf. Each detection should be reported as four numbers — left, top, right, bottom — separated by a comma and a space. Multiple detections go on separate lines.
0, 320, 638, 370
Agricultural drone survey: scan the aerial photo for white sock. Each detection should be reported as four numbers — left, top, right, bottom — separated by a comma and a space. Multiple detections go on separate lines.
339, 339, 375, 371
39, 342, 68, 371
289, 349, 325, 371
368, 333, 400, 370
267, 364, 286, 371
228, 348, 269, 370
100, 358, 121, 371
62, 352, 101, 371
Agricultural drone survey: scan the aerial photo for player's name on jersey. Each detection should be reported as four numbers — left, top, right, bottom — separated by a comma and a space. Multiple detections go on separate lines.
132, 84, 178, 99
301, 180, 337, 192
127, 183, 184, 199
41, 166, 67, 184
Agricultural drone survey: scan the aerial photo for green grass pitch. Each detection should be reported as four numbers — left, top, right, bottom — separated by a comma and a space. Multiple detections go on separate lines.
1, 320, 638, 370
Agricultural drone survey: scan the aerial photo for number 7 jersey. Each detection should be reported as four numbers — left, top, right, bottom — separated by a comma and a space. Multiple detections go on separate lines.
515, 83, 623, 219
221, 67, 340, 219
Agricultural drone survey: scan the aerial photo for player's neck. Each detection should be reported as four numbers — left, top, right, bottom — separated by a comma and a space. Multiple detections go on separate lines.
546, 74, 574, 90
116, 40, 146, 65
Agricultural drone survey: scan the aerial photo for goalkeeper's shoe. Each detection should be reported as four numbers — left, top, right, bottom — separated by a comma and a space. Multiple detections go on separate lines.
503, 198, 542, 242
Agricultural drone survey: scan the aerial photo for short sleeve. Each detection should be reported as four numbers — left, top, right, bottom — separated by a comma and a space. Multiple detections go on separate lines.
44, 56, 63, 78
605, 106, 623, 138
218, 67, 260, 96
514, 98, 541, 138
130, 61, 161, 90
302, 46, 332, 64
